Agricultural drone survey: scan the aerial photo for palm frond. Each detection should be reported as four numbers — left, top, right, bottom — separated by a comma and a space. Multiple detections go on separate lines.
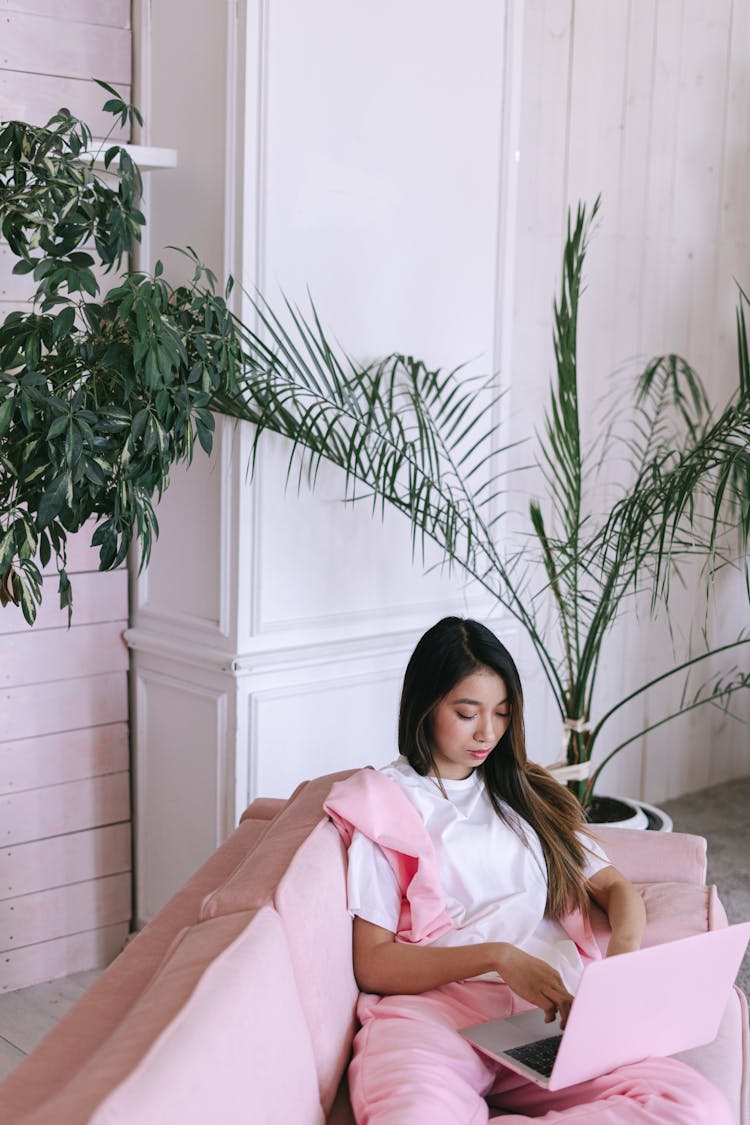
210, 294, 568, 704
207, 208, 750, 804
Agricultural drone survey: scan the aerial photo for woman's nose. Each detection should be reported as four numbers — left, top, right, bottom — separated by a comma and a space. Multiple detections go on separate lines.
475, 716, 493, 742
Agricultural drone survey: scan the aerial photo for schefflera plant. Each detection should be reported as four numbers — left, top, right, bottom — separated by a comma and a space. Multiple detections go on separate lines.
0, 84, 243, 622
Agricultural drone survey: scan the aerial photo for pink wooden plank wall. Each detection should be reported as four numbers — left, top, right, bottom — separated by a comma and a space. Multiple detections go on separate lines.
0, 5, 134, 989
0, 824, 131, 899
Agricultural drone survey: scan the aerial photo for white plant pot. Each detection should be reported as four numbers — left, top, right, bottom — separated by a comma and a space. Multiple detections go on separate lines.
587, 795, 673, 832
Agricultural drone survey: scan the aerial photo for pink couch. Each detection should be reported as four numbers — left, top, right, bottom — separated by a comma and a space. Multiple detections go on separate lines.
0, 769, 747, 1124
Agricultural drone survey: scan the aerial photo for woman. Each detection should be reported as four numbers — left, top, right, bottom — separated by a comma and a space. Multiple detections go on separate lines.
325, 617, 730, 1123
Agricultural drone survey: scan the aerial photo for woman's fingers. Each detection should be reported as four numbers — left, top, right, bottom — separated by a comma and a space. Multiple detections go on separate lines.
496, 946, 574, 1025
541, 986, 572, 1028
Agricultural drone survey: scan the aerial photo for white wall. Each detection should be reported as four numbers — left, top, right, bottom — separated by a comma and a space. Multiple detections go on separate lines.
131, 0, 750, 917
510, 0, 750, 801
130, 0, 515, 920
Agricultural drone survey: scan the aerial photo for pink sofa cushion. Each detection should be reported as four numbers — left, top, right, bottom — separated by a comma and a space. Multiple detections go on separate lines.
25, 908, 324, 1125
638, 882, 728, 944
273, 818, 360, 1114
200, 769, 356, 920
589, 881, 724, 955
592, 826, 707, 885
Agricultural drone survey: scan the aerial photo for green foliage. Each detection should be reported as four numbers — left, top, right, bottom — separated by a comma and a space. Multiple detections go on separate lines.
0, 97, 242, 622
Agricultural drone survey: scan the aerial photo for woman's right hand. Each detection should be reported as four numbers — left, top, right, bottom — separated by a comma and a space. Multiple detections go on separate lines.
493, 944, 574, 1028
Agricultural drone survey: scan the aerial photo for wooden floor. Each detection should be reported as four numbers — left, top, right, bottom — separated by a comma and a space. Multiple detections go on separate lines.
0, 968, 102, 1083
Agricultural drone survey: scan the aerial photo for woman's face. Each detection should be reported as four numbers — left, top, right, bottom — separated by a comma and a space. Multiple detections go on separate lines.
428, 666, 511, 780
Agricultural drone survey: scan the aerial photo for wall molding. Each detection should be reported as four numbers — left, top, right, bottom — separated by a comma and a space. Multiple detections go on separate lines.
125, 607, 516, 680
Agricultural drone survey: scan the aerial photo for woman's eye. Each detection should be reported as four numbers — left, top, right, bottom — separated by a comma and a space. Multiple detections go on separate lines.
496, 710, 511, 719
457, 712, 475, 721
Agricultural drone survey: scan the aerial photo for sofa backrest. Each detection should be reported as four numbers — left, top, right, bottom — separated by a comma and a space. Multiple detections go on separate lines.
22, 908, 325, 1124
200, 769, 360, 1114
13, 770, 360, 1123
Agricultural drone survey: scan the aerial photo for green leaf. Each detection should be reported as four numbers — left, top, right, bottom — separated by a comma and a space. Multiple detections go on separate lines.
47, 414, 69, 440
37, 474, 69, 528
0, 397, 15, 437
94, 78, 124, 99
38, 530, 51, 569
0, 528, 16, 571
18, 578, 37, 626
52, 305, 76, 340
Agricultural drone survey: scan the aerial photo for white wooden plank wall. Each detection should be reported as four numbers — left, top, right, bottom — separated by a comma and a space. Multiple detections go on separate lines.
0, 537, 130, 991
0, 5, 132, 989
514, 0, 750, 801
0, 1, 131, 324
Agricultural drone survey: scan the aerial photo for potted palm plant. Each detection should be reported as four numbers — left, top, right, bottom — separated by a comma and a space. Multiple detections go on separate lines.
1, 97, 748, 820
212, 201, 750, 822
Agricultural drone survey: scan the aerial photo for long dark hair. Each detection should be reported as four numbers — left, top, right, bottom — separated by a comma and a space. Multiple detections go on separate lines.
398, 616, 592, 917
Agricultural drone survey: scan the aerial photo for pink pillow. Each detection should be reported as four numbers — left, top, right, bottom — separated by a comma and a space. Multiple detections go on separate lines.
589, 882, 721, 956
592, 827, 707, 885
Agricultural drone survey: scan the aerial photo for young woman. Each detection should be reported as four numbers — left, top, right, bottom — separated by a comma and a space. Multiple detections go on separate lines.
325, 617, 731, 1124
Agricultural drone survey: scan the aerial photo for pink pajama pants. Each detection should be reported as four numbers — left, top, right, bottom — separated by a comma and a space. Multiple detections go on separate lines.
348, 980, 732, 1124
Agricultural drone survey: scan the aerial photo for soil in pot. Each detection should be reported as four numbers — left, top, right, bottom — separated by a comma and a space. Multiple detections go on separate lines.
585, 795, 669, 831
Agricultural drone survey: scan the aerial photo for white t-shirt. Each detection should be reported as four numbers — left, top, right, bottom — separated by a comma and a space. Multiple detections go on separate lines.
346, 757, 610, 992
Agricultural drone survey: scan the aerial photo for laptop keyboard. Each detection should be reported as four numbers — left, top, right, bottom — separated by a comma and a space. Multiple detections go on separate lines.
504, 1034, 563, 1078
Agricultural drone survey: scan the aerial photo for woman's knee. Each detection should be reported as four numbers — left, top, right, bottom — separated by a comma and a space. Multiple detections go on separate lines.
349, 1014, 496, 1124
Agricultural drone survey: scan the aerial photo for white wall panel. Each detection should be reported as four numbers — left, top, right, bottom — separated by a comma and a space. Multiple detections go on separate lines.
0, 923, 128, 993
260, 0, 505, 366
251, 669, 403, 800
134, 663, 230, 923
0, 673, 128, 742
0, 0, 133, 993
2, 774, 130, 847
0, 12, 130, 84
251, 0, 509, 636
0, 824, 131, 899
0, 571, 127, 634
256, 437, 477, 636
0, 2, 130, 27
0, 70, 130, 137
0, 723, 128, 794
137, 451, 224, 634
0, 873, 131, 950
0, 622, 128, 687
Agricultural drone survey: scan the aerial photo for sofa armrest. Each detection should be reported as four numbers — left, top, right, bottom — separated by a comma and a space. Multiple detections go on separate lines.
590, 826, 707, 885
240, 797, 287, 823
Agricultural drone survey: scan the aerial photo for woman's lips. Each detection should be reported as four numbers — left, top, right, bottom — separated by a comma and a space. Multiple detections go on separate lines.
468, 749, 491, 759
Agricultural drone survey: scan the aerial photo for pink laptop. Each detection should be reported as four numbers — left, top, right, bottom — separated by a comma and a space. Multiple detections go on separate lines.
459, 921, 750, 1090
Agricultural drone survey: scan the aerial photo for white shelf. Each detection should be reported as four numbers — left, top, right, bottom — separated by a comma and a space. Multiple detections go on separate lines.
82, 143, 177, 172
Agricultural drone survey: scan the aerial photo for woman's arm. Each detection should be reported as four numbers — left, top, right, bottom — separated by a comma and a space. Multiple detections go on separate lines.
587, 865, 646, 956
353, 917, 575, 1025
